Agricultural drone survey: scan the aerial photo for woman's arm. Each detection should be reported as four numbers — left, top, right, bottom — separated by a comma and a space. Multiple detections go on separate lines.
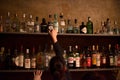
49, 29, 63, 56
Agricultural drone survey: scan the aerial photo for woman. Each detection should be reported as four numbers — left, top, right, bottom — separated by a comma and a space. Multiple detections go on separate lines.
34, 29, 72, 80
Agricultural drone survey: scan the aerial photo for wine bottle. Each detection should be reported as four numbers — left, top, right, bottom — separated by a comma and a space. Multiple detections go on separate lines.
86, 17, 93, 34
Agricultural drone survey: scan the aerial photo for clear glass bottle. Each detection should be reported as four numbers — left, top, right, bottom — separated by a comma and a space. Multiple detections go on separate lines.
86, 17, 93, 34
113, 21, 120, 35
73, 19, 79, 33
53, 14, 59, 32
20, 13, 27, 32
66, 19, 73, 33
27, 14, 34, 33
48, 14, 54, 31
5, 12, 12, 32
11, 13, 20, 32
59, 13, 66, 33
34, 16, 40, 33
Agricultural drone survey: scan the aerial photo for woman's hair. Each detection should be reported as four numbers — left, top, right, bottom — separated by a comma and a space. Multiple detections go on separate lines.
49, 56, 67, 80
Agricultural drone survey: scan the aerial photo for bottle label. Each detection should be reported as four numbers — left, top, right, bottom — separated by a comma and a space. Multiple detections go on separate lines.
31, 58, 36, 68
25, 59, 30, 68
19, 55, 24, 67
109, 56, 114, 66
68, 57, 74, 63
87, 57, 91, 67
75, 57, 80, 67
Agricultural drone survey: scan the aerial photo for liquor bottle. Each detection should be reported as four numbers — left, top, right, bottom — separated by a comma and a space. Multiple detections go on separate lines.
108, 44, 114, 68
12, 49, 19, 69
11, 13, 20, 32
80, 51, 87, 68
86, 47, 92, 68
49, 44, 55, 58
114, 44, 119, 67
101, 46, 107, 68
73, 19, 79, 33
34, 16, 40, 32
86, 17, 93, 34
31, 47, 36, 69
24, 49, 31, 69
67, 46, 74, 69
18, 45, 24, 69
91, 45, 97, 68
96, 45, 101, 68
59, 13, 66, 33
80, 22, 87, 34
20, 13, 27, 32
27, 14, 34, 33
113, 21, 120, 34
0, 16, 3, 32
116, 44, 120, 67
66, 19, 73, 33
53, 14, 59, 32
40, 18, 48, 33
63, 50, 68, 67
5, 12, 12, 32
44, 44, 51, 69
48, 14, 54, 31
4, 49, 12, 70
36, 45, 44, 69
0, 47, 5, 69
74, 45, 80, 69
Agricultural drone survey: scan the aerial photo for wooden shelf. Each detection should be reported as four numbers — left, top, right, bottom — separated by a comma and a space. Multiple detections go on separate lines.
0, 68, 120, 72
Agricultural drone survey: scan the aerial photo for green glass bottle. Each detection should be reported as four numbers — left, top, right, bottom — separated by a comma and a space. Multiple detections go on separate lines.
86, 17, 93, 34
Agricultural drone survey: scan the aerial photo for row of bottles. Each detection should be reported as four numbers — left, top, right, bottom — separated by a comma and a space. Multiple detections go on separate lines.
64, 44, 120, 69
0, 44, 55, 70
0, 43, 120, 70
0, 12, 119, 34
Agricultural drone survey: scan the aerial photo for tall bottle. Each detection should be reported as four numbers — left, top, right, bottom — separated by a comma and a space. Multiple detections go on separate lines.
5, 12, 12, 32
67, 46, 74, 69
24, 49, 31, 69
113, 21, 120, 34
20, 13, 27, 32
73, 19, 79, 33
48, 14, 54, 31
96, 45, 101, 68
27, 14, 34, 33
18, 45, 24, 69
0, 16, 3, 32
101, 46, 107, 68
86, 46, 92, 68
34, 16, 40, 32
63, 50, 68, 67
73, 45, 80, 68
40, 18, 48, 33
53, 14, 59, 32
80, 22, 87, 34
59, 13, 66, 33
31, 47, 36, 69
66, 19, 73, 33
36, 45, 44, 69
91, 45, 97, 68
5, 49, 12, 70
108, 44, 114, 68
86, 17, 93, 34
11, 13, 20, 32
0, 47, 5, 69
12, 49, 19, 69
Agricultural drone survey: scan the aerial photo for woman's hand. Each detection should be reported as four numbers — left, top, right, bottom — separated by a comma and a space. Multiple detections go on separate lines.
49, 29, 58, 43
34, 70, 42, 80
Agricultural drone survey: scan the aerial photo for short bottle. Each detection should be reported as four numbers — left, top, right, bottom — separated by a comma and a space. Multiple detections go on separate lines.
34, 16, 40, 32
73, 19, 79, 33
66, 19, 73, 33
80, 22, 87, 34
40, 18, 48, 33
